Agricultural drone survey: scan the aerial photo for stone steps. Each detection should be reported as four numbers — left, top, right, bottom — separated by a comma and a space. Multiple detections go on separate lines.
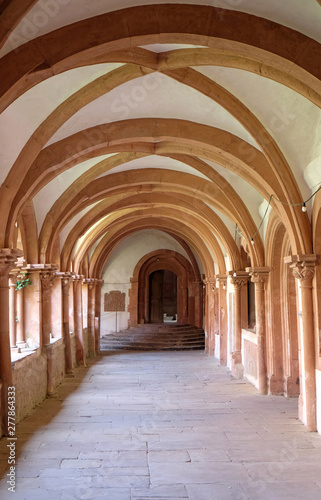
100, 323, 205, 351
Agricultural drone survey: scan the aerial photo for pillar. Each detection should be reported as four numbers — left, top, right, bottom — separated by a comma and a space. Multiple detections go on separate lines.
40, 269, 56, 395
73, 275, 85, 365
129, 277, 139, 326
284, 254, 319, 431
246, 267, 270, 395
9, 275, 17, 348
86, 279, 96, 356
16, 287, 25, 344
193, 280, 203, 328
0, 249, 22, 435
216, 275, 228, 366
229, 272, 249, 379
94, 279, 104, 354
22, 265, 42, 349
61, 274, 73, 374
204, 278, 216, 354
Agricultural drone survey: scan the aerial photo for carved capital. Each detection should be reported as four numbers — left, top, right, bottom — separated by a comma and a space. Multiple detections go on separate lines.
40, 271, 56, 291
246, 267, 270, 287
0, 248, 23, 277
73, 274, 85, 283
216, 274, 227, 289
228, 272, 249, 290
57, 273, 73, 293
84, 278, 95, 290
291, 263, 315, 282
284, 255, 320, 282
203, 277, 216, 292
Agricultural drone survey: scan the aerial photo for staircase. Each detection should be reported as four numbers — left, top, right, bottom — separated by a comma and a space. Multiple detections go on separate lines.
100, 323, 205, 351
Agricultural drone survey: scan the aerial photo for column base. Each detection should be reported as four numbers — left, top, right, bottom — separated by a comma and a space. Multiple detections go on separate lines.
230, 350, 243, 379
284, 376, 300, 398
268, 375, 284, 395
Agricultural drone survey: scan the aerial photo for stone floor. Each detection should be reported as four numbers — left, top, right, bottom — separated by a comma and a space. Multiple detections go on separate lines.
1, 350, 321, 500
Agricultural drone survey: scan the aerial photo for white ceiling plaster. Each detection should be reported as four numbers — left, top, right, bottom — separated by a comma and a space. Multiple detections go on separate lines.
102, 229, 195, 279
59, 202, 101, 252
195, 66, 321, 201
1, 1, 320, 265
2, 0, 321, 57
205, 160, 264, 229
97, 155, 210, 180
141, 44, 207, 53
33, 154, 115, 235
47, 72, 259, 148
0, 64, 122, 184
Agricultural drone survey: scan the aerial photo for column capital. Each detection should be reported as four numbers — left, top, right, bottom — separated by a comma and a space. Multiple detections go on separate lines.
83, 278, 96, 289
246, 267, 270, 285
215, 274, 227, 289
22, 263, 57, 273
284, 254, 320, 282
56, 272, 73, 285
203, 277, 216, 291
73, 274, 85, 283
227, 271, 249, 290
0, 249, 23, 277
39, 266, 57, 291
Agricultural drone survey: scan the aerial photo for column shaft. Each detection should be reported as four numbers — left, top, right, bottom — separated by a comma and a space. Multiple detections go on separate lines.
73, 277, 85, 365
284, 255, 319, 432
62, 276, 73, 374
0, 249, 23, 435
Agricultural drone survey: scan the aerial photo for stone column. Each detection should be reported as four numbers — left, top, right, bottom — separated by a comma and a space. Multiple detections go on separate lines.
0, 249, 23, 435
246, 267, 270, 395
181, 279, 188, 324
216, 275, 228, 366
94, 279, 104, 354
9, 275, 17, 348
61, 274, 73, 374
73, 275, 85, 365
16, 287, 25, 344
229, 272, 249, 378
284, 254, 319, 431
40, 269, 56, 395
128, 277, 139, 327
86, 279, 96, 357
40, 270, 56, 347
204, 278, 216, 354
193, 280, 203, 328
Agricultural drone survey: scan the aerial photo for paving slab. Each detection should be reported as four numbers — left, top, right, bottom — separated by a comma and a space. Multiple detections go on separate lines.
0, 350, 320, 500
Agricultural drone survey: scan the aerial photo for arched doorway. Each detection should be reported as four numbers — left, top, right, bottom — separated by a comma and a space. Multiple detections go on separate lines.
149, 270, 177, 323
128, 249, 203, 328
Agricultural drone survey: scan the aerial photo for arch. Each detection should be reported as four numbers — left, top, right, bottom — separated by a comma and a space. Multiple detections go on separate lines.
129, 249, 202, 327
5, 117, 306, 255
1, 5, 321, 110
1, 60, 310, 257
89, 220, 215, 279
266, 211, 299, 397
56, 193, 240, 274
0, 0, 38, 49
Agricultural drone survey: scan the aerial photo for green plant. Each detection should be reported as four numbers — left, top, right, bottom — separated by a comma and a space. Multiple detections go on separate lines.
15, 272, 32, 291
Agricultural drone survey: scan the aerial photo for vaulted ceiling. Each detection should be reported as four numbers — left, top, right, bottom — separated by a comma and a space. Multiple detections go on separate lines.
1, 1, 320, 277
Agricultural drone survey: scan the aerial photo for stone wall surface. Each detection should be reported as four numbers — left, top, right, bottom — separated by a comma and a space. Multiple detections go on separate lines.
12, 351, 47, 423
50, 339, 65, 390
317, 369, 321, 435
70, 334, 77, 369
242, 330, 258, 389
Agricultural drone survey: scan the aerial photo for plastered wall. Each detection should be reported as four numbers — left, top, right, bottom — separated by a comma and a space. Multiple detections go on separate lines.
100, 230, 192, 335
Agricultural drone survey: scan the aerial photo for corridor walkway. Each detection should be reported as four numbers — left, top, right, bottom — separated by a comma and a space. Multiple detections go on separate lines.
1, 351, 321, 499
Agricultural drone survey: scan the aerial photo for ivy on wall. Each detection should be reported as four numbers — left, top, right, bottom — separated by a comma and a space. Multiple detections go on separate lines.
15, 272, 32, 291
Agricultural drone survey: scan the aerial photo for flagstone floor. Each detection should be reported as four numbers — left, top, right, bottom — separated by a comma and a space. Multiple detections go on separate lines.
1, 350, 321, 499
